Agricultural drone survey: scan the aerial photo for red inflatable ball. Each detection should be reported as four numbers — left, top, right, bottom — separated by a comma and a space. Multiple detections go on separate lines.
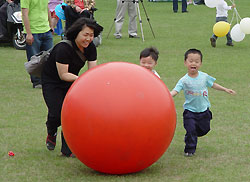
61, 62, 176, 174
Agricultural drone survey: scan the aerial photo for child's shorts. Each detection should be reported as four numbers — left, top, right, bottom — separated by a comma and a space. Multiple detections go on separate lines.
183, 108, 213, 137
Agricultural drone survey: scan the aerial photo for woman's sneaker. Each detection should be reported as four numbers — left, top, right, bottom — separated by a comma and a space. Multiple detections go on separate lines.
61, 153, 76, 158
46, 134, 57, 151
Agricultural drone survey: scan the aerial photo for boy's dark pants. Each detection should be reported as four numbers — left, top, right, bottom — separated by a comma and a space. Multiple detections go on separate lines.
183, 109, 212, 154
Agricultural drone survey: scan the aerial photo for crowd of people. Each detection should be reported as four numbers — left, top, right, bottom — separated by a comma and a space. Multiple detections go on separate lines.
2, 0, 236, 158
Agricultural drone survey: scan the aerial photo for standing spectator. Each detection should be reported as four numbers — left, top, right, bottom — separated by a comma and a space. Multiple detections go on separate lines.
210, 1, 235, 47
21, 0, 53, 88
48, 0, 63, 29
114, 0, 139, 39
173, 0, 187, 13
0, 0, 13, 39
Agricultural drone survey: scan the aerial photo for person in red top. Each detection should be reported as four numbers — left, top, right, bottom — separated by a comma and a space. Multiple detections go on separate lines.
66, 0, 84, 13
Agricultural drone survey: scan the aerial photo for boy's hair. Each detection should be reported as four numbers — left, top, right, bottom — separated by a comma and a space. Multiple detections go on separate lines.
140, 47, 159, 62
184, 48, 203, 62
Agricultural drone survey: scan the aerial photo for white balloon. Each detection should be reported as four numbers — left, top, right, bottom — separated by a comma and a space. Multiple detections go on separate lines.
240, 17, 250, 34
204, 0, 220, 8
231, 24, 245, 42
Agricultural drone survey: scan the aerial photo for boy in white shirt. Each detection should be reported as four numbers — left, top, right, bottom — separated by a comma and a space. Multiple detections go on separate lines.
210, 0, 236, 47
139, 47, 160, 79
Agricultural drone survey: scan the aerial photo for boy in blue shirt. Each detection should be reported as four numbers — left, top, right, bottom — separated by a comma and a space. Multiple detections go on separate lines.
170, 48, 236, 157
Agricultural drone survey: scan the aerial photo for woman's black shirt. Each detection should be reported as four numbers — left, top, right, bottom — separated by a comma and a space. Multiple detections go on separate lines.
41, 40, 96, 88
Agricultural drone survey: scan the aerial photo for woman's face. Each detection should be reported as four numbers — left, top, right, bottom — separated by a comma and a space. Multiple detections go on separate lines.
75, 26, 94, 50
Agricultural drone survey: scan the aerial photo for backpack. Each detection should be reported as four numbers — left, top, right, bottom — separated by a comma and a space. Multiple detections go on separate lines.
24, 40, 86, 78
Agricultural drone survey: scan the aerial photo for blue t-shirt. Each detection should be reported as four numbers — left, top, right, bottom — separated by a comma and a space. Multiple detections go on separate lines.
173, 71, 216, 112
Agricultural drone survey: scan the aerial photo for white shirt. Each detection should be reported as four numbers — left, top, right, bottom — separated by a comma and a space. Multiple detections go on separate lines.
216, 0, 232, 17
152, 70, 160, 78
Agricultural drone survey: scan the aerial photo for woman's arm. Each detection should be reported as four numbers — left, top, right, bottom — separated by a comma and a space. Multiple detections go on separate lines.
88, 60, 97, 70
56, 60, 97, 82
56, 62, 78, 82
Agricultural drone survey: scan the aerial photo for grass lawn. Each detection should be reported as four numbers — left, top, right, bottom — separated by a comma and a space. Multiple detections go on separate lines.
0, 0, 250, 181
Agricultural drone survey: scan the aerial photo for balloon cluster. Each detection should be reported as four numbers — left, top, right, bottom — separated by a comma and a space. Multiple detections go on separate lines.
231, 14, 250, 42
205, 0, 250, 42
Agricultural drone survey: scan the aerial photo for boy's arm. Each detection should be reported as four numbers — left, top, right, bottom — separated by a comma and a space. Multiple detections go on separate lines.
212, 83, 236, 95
170, 90, 178, 97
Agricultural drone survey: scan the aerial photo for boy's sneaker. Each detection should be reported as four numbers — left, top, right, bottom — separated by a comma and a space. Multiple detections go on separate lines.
184, 152, 195, 157
226, 42, 234, 46
46, 134, 57, 151
210, 38, 216, 47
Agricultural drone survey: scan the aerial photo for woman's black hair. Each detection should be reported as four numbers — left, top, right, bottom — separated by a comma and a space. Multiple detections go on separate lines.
66, 17, 103, 41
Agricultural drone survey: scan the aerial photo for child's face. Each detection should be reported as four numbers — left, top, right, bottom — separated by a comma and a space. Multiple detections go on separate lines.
140, 56, 157, 71
184, 53, 202, 77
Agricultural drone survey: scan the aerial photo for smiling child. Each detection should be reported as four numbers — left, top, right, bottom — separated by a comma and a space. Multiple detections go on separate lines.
170, 48, 236, 157
139, 47, 160, 78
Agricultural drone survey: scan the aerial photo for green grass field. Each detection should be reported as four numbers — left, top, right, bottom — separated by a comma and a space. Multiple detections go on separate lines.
0, 0, 250, 181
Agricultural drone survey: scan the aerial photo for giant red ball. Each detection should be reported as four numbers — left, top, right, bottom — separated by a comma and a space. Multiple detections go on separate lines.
61, 62, 176, 174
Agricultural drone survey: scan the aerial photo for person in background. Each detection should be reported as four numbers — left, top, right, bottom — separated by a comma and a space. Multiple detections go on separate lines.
0, 0, 13, 39
114, 0, 139, 39
65, 0, 95, 16
42, 17, 103, 157
170, 48, 236, 157
173, 0, 187, 13
48, 0, 63, 29
139, 47, 160, 79
210, 0, 235, 47
64, 0, 95, 30
21, 0, 53, 89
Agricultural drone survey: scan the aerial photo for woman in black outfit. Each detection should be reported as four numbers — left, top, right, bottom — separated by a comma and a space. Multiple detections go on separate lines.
41, 17, 103, 157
